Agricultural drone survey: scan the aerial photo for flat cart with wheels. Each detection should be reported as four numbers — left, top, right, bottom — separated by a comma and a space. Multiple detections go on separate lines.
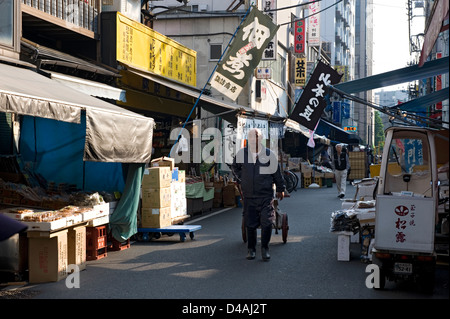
136, 225, 202, 242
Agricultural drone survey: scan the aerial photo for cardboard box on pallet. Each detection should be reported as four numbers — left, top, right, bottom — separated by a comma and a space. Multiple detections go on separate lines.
141, 207, 171, 228
151, 156, 175, 171
28, 229, 68, 283
142, 187, 171, 208
142, 167, 171, 189
68, 225, 86, 271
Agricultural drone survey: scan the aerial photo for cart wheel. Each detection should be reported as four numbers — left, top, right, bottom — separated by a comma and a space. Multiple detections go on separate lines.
153, 232, 161, 240
242, 217, 247, 243
179, 233, 186, 242
189, 232, 195, 240
142, 232, 149, 242
135, 232, 144, 242
281, 213, 289, 243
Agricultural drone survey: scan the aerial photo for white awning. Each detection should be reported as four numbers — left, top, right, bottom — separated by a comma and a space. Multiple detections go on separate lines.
0, 62, 154, 163
50, 72, 127, 102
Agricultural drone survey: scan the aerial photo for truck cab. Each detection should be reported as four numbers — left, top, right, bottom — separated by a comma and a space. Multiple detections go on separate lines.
372, 127, 449, 293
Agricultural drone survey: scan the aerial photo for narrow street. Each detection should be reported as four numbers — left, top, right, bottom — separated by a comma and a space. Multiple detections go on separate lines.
11, 183, 447, 303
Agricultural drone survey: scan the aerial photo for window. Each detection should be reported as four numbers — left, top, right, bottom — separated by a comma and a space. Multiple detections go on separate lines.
0, 0, 14, 47
209, 44, 222, 61
384, 132, 432, 197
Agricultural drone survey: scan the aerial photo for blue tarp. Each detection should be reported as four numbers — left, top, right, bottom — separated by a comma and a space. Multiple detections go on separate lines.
19, 114, 125, 193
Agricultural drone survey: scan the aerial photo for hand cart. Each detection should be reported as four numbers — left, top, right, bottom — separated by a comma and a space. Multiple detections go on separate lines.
136, 225, 202, 242
225, 163, 290, 244
241, 198, 289, 244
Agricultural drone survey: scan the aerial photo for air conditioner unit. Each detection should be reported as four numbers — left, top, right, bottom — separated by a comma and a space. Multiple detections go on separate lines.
199, 4, 208, 11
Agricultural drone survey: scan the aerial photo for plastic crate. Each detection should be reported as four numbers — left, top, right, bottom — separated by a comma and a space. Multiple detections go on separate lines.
86, 225, 107, 251
323, 178, 333, 188
86, 247, 107, 261
108, 236, 130, 251
302, 177, 312, 188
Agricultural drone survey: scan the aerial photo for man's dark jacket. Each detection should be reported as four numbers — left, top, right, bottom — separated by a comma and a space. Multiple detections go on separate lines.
231, 147, 285, 199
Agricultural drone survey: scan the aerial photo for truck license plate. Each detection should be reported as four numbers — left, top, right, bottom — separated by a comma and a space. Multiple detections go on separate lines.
394, 262, 413, 274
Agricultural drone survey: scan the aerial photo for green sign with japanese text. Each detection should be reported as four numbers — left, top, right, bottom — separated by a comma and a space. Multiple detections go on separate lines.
210, 6, 279, 101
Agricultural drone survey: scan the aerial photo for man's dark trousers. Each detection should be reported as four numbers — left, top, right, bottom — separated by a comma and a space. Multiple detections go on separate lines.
244, 197, 275, 250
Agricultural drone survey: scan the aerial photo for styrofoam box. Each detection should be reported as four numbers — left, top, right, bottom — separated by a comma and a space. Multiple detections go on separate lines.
337, 234, 350, 261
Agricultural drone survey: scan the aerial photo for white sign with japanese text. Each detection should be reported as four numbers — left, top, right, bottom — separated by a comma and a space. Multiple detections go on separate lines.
374, 195, 435, 253
308, 1, 320, 46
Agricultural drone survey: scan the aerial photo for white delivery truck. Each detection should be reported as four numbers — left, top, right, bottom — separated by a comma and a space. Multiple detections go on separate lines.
372, 127, 449, 293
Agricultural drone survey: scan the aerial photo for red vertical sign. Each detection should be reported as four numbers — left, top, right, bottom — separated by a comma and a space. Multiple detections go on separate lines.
436, 52, 442, 110
294, 20, 306, 54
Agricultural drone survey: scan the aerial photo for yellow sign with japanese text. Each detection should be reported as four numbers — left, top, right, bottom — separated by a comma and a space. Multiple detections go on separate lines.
294, 58, 307, 87
116, 12, 197, 87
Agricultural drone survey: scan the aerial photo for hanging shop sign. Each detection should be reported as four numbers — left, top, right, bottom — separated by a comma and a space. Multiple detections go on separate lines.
289, 61, 343, 130
262, 0, 277, 60
210, 6, 279, 101
237, 116, 269, 140
255, 67, 272, 79
294, 57, 307, 87
116, 12, 197, 87
294, 19, 306, 54
308, 1, 320, 46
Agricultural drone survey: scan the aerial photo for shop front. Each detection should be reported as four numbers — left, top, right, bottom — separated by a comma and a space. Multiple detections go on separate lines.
0, 60, 154, 282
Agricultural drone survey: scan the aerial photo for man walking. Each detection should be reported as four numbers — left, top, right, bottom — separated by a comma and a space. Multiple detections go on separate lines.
332, 143, 350, 198
232, 128, 285, 261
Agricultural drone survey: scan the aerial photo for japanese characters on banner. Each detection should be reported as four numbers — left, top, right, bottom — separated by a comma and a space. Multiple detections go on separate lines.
237, 116, 269, 141
210, 7, 279, 101
375, 196, 435, 253
308, 1, 320, 46
289, 61, 343, 130
262, 0, 277, 60
294, 57, 307, 87
294, 19, 306, 54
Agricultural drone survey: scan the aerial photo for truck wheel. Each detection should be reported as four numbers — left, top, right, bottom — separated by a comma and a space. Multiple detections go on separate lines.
418, 268, 435, 294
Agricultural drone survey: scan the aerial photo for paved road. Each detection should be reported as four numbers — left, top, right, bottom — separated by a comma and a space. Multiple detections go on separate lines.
7, 183, 449, 306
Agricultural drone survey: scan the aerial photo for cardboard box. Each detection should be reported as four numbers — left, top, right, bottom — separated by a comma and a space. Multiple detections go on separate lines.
151, 156, 175, 171
28, 230, 68, 283
301, 163, 312, 173
142, 187, 171, 208
68, 225, 86, 271
142, 167, 171, 189
324, 172, 334, 178
141, 207, 171, 228
303, 171, 312, 178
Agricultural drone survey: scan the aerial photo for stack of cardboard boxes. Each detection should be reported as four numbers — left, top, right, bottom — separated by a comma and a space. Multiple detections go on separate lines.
348, 151, 367, 180
141, 166, 172, 228
140, 157, 187, 228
